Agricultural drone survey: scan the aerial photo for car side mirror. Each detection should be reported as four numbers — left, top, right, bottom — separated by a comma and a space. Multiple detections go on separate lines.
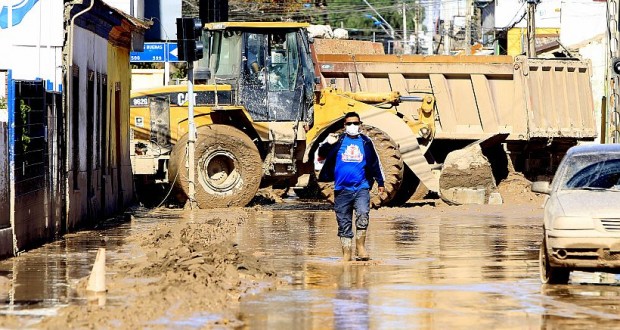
531, 181, 551, 194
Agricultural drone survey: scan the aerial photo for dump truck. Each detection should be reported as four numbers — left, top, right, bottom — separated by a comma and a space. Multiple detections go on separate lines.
129, 22, 596, 208
312, 48, 597, 203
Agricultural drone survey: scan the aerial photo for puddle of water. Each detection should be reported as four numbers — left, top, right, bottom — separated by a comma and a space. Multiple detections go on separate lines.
0, 207, 182, 323
236, 207, 620, 329
148, 312, 237, 329
2, 203, 620, 328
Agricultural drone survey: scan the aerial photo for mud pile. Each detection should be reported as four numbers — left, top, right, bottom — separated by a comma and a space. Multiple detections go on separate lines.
498, 171, 546, 205
37, 209, 277, 328
313, 38, 385, 55
250, 187, 286, 205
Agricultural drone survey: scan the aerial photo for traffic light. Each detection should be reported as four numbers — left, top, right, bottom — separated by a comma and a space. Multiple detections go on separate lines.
613, 57, 620, 75
176, 17, 204, 62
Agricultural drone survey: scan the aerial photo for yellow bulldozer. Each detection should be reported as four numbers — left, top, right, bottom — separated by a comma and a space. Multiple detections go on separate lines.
129, 22, 596, 208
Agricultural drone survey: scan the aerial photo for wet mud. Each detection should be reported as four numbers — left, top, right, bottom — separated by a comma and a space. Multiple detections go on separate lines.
0, 208, 277, 329
0, 200, 620, 328
236, 204, 620, 329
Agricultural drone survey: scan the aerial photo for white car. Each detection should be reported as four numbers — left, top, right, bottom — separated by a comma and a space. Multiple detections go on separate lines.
533, 144, 620, 284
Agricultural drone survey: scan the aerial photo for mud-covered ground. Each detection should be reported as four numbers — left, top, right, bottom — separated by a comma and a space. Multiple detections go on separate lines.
0, 175, 549, 329
25, 208, 285, 329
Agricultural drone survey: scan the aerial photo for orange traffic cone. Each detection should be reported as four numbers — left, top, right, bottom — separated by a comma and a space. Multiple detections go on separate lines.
86, 248, 106, 293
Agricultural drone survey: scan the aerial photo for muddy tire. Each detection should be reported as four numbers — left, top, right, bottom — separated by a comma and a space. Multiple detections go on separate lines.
386, 166, 430, 206
168, 125, 262, 208
539, 239, 570, 284
318, 126, 404, 208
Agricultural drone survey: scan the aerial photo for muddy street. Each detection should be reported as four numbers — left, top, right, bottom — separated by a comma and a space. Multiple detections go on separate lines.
1, 201, 620, 329
237, 203, 620, 329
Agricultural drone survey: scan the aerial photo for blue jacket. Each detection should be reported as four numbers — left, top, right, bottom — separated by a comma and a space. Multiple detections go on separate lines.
317, 133, 385, 188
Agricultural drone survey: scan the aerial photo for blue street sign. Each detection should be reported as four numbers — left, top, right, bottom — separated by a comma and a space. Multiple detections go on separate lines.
130, 42, 183, 63
167, 43, 179, 62
131, 42, 166, 62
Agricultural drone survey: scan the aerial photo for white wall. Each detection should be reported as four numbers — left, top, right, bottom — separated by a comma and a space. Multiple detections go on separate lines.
558, 1, 607, 142
440, 0, 465, 20
0, 71, 6, 99
131, 69, 165, 90
0, 0, 63, 90
560, 0, 606, 47
103, 0, 144, 18
494, 0, 561, 28
72, 26, 109, 172
577, 38, 606, 142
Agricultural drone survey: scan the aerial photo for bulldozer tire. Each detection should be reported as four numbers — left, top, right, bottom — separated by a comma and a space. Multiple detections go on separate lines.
168, 125, 262, 208
386, 166, 429, 206
318, 126, 404, 208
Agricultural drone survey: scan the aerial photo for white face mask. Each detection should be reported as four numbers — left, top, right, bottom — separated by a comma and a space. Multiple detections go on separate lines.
345, 124, 360, 136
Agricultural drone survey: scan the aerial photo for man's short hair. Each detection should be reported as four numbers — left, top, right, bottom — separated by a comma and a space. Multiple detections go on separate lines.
344, 112, 360, 120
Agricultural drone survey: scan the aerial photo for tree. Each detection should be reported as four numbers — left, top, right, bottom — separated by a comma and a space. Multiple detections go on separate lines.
230, 0, 306, 21
181, 0, 425, 42
252, 1, 426, 42
183, 0, 306, 21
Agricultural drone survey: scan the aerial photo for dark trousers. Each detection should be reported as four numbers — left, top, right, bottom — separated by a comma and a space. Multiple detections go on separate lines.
334, 188, 370, 238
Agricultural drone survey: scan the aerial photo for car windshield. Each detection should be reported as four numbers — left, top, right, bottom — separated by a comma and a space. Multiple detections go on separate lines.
558, 153, 620, 191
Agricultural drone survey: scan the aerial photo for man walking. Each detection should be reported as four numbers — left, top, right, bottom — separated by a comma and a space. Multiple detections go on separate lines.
317, 112, 385, 262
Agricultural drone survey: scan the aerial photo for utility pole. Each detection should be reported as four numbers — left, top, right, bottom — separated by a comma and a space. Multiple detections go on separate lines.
465, 0, 473, 54
187, 62, 196, 207
414, 3, 420, 54
526, 0, 540, 58
444, 20, 451, 55
403, 2, 410, 54
177, 17, 204, 209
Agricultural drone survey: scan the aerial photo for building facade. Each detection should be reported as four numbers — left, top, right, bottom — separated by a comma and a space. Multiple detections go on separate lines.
0, 0, 147, 258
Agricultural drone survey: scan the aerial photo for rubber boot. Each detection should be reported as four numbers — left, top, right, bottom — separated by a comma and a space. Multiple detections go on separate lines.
340, 237, 352, 262
355, 230, 369, 261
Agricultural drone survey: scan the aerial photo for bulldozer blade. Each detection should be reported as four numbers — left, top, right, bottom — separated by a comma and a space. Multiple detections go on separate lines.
359, 108, 439, 193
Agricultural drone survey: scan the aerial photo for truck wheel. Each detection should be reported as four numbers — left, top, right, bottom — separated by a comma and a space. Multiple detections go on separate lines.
318, 126, 404, 208
169, 125, 262, 208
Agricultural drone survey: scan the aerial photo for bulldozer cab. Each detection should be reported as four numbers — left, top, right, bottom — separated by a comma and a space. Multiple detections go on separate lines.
199, 23, 316, 123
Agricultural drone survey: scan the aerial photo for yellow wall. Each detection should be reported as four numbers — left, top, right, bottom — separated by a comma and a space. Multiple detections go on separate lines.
507, 28, 560, 56
67, 29, 135, 229
107, 44, 134, 209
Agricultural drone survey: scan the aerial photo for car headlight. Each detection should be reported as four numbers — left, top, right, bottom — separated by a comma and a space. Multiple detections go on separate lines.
552, 216, 595, 230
